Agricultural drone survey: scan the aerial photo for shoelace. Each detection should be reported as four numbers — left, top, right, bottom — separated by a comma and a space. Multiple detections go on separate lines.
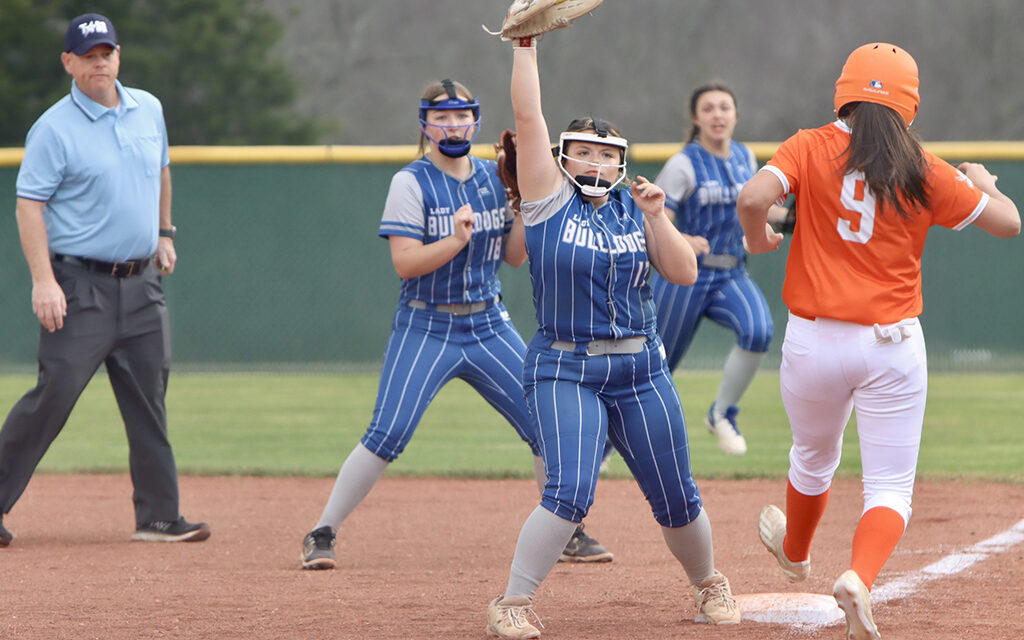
504, 603, 544, 631
312, 532, 334, 550
697, 581, 737, 612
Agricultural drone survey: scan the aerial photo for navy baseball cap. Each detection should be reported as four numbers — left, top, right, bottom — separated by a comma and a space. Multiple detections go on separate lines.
64, 13, 118, 55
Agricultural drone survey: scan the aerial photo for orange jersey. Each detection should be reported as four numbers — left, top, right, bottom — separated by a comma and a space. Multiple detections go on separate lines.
764, 121, 988, 325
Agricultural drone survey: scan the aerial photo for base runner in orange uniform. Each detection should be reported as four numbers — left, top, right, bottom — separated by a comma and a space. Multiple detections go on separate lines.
737, 43, 1020, 640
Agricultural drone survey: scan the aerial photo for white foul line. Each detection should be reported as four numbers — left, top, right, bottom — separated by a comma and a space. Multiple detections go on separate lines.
870, 516, 1024, 605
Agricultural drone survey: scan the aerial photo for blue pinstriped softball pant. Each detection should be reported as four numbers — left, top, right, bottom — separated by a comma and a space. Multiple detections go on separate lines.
361, 301, 540, 461
651, 269, 773, 371
523, 335, 703, 528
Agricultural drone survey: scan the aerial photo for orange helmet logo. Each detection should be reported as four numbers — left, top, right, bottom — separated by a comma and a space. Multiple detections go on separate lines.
834, 43, 920, 126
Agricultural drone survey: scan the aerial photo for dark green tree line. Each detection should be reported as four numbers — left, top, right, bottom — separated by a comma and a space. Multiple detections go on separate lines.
0, 0, 326, 146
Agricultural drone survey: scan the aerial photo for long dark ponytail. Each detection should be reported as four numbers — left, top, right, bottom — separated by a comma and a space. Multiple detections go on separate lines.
839, 102, 930, 218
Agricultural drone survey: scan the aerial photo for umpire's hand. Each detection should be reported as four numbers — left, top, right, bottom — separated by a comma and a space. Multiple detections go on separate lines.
156, 237, 177, 275
33, 279, 67, 333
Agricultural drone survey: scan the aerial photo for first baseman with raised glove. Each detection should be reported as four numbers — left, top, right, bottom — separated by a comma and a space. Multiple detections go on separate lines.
485, 2, 741, 637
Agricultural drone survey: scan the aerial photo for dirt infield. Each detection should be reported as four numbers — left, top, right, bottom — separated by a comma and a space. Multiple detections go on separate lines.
1, 474, 1022, 640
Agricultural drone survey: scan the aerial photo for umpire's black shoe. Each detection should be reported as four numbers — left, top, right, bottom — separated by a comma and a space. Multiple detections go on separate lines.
301, 525, 337, 570
132, 516, 211, 542
0, 515, 12, 547
558, 524, 613, 563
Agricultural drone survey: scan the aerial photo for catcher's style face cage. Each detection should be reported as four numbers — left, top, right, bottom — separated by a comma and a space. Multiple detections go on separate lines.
557, 123, 629, 197
419, 78, 481, 158
834, 42, 920, 127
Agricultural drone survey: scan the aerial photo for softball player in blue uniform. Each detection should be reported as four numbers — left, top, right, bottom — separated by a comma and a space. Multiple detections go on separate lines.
650, 83, 786, 456
300, 79, 609, 570
485, 41, 739, 638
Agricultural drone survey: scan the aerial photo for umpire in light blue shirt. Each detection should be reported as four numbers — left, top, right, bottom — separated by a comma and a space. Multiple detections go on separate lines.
0, 13, 209, 548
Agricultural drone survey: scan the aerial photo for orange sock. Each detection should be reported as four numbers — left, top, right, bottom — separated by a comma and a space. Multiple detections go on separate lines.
783, 480, 829, 562
850, 506, 905, 590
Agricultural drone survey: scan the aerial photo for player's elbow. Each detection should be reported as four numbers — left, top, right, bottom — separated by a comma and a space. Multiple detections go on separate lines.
660, 256, 698, 287
736, 189, 768, 224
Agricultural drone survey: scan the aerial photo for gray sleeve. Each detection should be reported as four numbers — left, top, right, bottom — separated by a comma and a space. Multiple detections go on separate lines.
520, 180, 575, 227
654, 152, 696, 211
379, 170, 425, 239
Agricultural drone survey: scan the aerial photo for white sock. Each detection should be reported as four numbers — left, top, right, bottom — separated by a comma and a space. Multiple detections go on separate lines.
661, 509, 716, 584
505, 506, 578, 599
315, 442, 389, 531
715, 346, 765, 412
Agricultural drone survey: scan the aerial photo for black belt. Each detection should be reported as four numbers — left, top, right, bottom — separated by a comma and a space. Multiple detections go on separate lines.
407, 295, 499, 316
53, 253, 150, 277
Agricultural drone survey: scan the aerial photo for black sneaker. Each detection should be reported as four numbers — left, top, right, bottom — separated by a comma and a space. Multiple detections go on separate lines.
0, 515, 12, 547
558, 524, 613, 563
301, 525, 337, 570
132, 516, 211, 542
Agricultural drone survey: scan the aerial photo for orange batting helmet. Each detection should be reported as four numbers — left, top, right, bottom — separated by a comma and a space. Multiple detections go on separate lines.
834, 43, 920, 126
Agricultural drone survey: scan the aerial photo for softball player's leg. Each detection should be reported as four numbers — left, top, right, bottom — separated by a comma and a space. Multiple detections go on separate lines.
303, 306, 464, 569
848, 318, 927, 590
702, 272, 774, 455
768, 315, 855, 578
460, 311, 613, 562
605, 342, 738, 624
459, 309, 539, 455
650, 272, 712, 371
500, 371, 608, 600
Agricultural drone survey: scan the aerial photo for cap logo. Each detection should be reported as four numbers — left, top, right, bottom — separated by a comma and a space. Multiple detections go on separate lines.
78, 20, 110, 37
869, 80, 883, 89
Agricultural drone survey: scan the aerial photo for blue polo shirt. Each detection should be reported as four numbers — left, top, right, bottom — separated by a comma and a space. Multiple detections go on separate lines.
16, 80, 169, 262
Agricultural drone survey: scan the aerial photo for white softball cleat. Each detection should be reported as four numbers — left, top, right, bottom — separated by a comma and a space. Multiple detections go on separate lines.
758, 504, 810, 582
705, 403, 747, 455
833, 570, 881, 640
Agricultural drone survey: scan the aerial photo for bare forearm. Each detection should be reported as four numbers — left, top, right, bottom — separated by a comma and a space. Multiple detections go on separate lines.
391, 236, 468, 280
16, 198, 56, 286
503, 215, 527, 267
646, 212, 697, 285
159, 166, 173, 229
511, 46, 560, 201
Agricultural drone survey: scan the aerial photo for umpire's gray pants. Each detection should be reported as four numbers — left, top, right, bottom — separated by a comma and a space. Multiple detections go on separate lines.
0, 258, 180, 527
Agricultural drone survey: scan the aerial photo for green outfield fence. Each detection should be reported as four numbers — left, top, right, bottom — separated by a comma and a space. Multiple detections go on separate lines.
1, 142, 1022, 372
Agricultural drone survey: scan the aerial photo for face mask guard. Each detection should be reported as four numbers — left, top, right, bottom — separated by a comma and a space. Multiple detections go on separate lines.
419, 79, 481, 158
557, 125, 628, 197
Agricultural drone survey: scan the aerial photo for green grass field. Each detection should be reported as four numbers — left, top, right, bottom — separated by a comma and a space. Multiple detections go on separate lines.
0, 371, 1021, 482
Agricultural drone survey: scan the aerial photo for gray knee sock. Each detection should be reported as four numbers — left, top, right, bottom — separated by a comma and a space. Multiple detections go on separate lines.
316, 442, 389, 531
715, 346, 765, 411
505, 506, 578, 599
661, 509, 716, 584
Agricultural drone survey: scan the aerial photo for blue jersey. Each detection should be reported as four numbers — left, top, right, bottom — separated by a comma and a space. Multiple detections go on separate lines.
379, 155, 510, 305
655, 141, 757, 263
520, 181, 655, 343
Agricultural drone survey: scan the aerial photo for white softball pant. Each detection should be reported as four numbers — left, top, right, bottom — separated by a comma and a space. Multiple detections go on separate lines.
780, 313, 927, 526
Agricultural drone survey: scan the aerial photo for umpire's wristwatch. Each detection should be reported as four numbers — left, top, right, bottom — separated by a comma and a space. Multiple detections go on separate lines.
159, 225, 177, 239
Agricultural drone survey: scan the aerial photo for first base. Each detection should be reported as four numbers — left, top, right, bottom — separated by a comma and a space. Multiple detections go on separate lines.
735, 592, 844, 626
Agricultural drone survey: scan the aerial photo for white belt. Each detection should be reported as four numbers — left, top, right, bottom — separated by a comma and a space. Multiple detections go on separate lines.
407, 296, 498, 316
700, 254, 739, 270
550, 336, 648, 356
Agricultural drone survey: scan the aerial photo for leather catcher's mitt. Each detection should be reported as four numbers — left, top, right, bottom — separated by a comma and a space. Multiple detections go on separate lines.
494, 129, 521, 214
485, 0, 604, 41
